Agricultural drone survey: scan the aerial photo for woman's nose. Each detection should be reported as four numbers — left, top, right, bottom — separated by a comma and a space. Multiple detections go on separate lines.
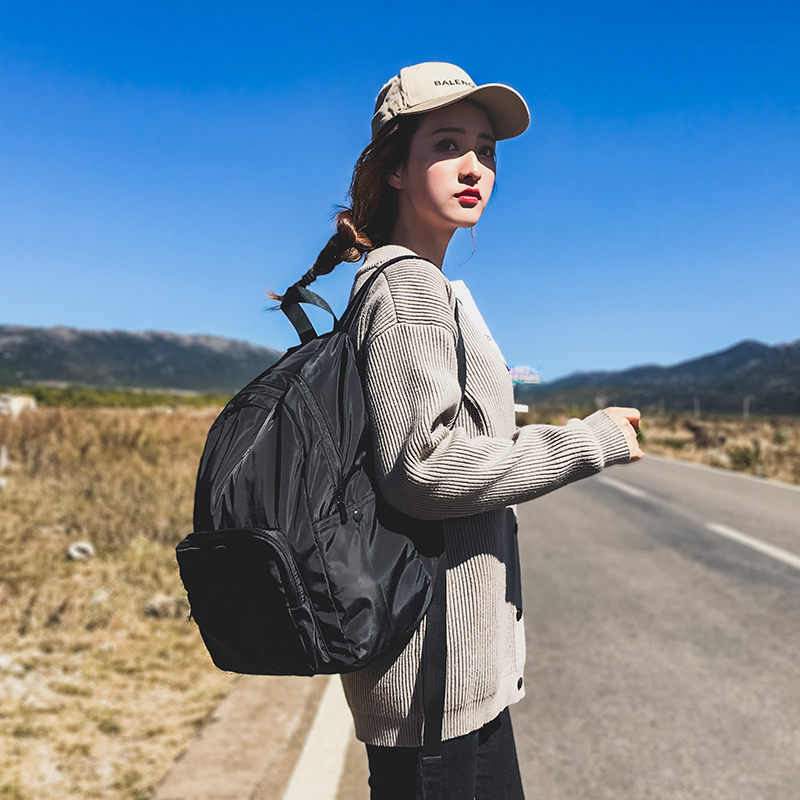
459, 150, 482, 182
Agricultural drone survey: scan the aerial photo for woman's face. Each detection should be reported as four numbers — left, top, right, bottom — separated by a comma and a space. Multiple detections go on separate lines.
388, 101, 496, 243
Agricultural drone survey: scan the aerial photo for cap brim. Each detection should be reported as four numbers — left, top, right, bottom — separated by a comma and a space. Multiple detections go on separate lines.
398, 83, 530, 140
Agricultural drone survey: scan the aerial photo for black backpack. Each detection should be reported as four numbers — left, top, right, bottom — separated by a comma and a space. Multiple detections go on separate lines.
176, 256, 464, 679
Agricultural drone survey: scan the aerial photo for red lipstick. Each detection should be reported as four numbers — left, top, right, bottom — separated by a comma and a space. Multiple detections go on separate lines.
456, 189, 481, 206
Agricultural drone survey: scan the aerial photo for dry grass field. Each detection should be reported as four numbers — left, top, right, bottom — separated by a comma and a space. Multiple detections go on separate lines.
0, 407, 235, 800
2, 404, 798, 799
641, 413, 800, 483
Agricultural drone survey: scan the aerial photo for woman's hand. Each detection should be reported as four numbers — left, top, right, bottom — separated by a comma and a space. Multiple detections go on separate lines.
603, 406, 643, 462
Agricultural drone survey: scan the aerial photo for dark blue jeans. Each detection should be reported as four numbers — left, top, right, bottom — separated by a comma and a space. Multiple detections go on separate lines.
365, 707, 525, 800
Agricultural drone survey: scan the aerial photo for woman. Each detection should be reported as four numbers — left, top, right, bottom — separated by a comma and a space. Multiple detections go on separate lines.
287, 62, 642, 799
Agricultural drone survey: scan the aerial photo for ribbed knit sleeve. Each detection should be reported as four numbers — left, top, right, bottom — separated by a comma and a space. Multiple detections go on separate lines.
365, 324, 630, 519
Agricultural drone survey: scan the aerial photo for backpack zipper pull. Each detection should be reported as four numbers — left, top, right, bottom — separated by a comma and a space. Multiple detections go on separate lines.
337, 494, 348, 524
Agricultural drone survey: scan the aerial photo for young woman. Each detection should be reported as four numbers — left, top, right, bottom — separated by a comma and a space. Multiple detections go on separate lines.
286, 62, 642, 800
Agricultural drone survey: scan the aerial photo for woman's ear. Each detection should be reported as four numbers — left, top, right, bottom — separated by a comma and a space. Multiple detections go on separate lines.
387, 164, 404, 191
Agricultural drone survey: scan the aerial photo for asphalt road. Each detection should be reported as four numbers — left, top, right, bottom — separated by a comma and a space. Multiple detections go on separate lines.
514, 455, 800, 800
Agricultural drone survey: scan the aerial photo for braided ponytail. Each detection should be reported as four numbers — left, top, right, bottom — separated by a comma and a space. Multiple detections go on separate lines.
270, 115, 420, 300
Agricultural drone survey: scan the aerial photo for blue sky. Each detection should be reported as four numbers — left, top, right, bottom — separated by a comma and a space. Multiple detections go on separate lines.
1, 1, 798, 380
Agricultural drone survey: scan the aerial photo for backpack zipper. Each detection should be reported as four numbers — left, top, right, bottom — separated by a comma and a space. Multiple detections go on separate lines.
291, 373, 348, 524
251, 528, 307, 607
249, 528, 331, 659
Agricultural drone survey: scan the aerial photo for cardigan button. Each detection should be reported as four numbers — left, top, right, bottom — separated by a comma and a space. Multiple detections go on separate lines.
517, 677, 523, 690
516, 608, 522, 621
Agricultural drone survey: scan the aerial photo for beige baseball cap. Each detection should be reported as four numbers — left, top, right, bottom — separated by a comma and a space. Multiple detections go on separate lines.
371, 62, 530, 141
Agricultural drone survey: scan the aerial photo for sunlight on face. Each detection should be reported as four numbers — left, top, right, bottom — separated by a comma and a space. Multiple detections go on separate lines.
389, 101, 497, 247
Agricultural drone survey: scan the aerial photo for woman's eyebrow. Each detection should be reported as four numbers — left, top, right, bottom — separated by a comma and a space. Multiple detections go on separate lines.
429, 126, 496, 143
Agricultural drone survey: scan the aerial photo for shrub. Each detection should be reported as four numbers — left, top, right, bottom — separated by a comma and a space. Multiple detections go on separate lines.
727, 440, 760, 472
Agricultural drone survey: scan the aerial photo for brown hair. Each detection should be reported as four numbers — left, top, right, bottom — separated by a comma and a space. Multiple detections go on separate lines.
270, 115, 421, 300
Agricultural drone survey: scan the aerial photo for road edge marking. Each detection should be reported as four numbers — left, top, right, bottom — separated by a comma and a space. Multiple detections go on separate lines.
282, 675, 354, 800
705, 523, 800, 572
647, 453, 800, 494
597, 476, 648, 499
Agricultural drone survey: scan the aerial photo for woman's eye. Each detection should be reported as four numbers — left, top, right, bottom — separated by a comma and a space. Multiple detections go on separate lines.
479, 145, 496, 160
435, 139, 458, 153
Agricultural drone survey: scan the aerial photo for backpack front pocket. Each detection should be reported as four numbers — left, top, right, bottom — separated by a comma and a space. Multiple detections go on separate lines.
176, 528, 328, 675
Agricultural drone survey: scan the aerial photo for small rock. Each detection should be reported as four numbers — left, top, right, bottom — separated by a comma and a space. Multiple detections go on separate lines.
66, 541, 95, 561
144, 593, 185, 619
0, 654, 25, 677
90, 590, 110, 605
0, 477, 7, 490
0, 393, 37, 419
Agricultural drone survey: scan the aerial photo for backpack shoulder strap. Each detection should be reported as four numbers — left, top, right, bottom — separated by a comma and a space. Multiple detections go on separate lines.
340, 255, 467, 404
280, 255, 430, 345
280, 284, 337, 345
421, 548, 447, 785
338, 255, 427, 330
344, 255, 462, 775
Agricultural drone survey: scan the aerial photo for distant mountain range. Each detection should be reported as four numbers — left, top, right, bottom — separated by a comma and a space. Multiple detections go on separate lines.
2, 325, 798, 415
517, 339, 800, 415
0, 325, 282, 395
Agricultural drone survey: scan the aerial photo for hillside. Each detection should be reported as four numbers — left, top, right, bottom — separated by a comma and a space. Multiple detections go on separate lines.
518, 339, 800, 415
0, 325, 282, 395
3, 325, 799, 415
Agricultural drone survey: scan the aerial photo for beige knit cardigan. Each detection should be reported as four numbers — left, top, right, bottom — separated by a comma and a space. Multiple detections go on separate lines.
340, 245, 631, 747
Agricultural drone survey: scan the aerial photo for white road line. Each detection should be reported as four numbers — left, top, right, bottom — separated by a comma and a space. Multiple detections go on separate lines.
282, 675, 353, 800
647, 453, 800, 494
597, 476, 648, 499
705, 523, 800, 572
